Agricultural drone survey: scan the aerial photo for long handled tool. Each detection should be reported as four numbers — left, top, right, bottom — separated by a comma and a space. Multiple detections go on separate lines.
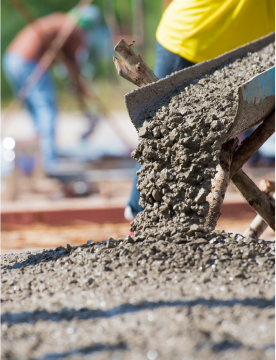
2, 0, 93, 131
5, 0, 134, 151
9, 0, 100, 140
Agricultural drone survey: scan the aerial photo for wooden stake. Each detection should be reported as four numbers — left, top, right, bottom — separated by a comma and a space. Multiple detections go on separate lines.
259, 179, 275, 196
231, 170, 275, 231
244, 214, 270, 238
113, 39, 158, 87
243, 193, 275, 238
205, 138, 238, 229
230, 110, 275, 178
244, 179, 275, 238
228, 110, 275, 233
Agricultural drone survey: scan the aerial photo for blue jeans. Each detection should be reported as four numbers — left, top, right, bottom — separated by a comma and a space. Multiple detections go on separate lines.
127, 42, 194, 216
3, 52, 58, 175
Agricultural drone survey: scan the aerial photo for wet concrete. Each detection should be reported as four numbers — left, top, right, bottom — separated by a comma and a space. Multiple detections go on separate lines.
1, 232, 275, 359
131, 42, 275, 238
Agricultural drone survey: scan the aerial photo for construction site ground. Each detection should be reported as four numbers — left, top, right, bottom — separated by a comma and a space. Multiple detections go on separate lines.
2, 165, 275, 254
1, 208, 275, 360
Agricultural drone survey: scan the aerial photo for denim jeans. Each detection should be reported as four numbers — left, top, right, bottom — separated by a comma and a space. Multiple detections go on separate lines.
127, 42, 195, 217
3, 52, 58, 175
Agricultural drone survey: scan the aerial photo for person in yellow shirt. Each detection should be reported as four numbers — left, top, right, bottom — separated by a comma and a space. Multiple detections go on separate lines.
125, 0, 275, 221
157, 0, 274, 66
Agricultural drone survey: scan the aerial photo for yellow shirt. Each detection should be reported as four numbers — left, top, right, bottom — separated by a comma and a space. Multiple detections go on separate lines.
156, 0, 275, 63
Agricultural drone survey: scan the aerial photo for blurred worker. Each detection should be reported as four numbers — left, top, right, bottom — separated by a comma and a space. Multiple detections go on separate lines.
2, 5, 106, 178
125, 0, 275, 220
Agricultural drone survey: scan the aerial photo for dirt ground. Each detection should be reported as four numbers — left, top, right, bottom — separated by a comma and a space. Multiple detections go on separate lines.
1, 216, 274, 255
1, 227, 275, 360
1, 222, 131, 255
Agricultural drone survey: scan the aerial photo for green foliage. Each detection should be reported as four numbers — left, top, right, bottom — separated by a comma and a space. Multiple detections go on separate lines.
1, 0, 163, 99
143, 1, 163, 66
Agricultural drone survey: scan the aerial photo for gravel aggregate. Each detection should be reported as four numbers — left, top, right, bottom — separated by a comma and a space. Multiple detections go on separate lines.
131, 42, 274, 237
1, 232, 275, 359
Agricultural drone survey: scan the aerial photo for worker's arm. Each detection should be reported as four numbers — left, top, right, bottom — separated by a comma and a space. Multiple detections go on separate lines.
62, 27, 88, 96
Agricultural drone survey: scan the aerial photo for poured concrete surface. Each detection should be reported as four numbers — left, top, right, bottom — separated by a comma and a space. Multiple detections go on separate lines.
1, 232, 275, 360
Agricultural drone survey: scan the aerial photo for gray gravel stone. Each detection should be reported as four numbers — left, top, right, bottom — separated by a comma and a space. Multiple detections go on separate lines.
131, 42, 274, 240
